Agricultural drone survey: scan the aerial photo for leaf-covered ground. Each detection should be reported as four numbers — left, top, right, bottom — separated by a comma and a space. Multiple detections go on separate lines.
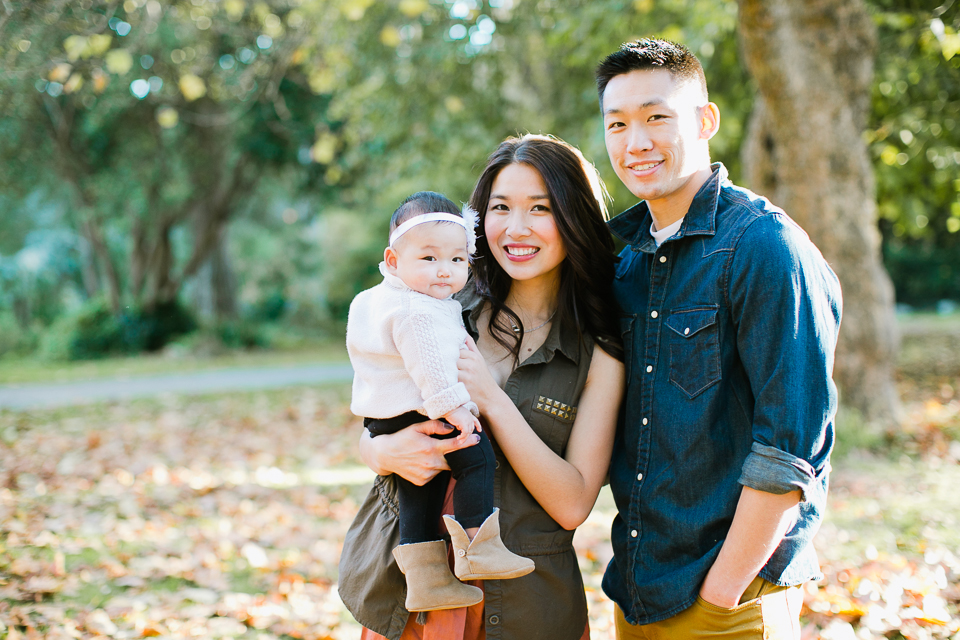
2, 369, 959, 638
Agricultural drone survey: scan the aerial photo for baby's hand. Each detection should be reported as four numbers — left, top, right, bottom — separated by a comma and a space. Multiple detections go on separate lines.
444, 405, 482, 443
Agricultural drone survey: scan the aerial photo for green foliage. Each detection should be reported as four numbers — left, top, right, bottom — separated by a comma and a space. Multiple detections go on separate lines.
0, 313, 40, 358
39, 298, 195, 360
884, 243, 960, 305
869, 0, 960, 304
129, 300, 198, 351
833, 405, 890, 460
1, 0, 957, 345
215, 320, 269, 349
40, 299, 126, 360
0, 0, 344, 314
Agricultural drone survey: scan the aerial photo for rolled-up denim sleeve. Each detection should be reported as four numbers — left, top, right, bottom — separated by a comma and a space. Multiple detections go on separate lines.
729, 213, 842, 501
739, 442, 816, 497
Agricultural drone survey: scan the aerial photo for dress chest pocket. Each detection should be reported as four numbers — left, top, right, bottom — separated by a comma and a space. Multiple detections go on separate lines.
665, 306, 721, 398
529, 395, 578, 455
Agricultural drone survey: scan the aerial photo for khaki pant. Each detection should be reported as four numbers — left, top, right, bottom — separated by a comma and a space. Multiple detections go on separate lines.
615, 576, 803, 639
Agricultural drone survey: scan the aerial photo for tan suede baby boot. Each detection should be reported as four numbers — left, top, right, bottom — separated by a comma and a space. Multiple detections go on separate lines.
392, 541, 484, 612
443, 509, 535, 581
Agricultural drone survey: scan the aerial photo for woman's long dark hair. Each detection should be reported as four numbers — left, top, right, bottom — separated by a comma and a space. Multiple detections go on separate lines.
469, 134, 623, 362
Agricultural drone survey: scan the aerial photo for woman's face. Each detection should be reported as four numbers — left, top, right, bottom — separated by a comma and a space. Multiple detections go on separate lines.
484, 162, 567, 287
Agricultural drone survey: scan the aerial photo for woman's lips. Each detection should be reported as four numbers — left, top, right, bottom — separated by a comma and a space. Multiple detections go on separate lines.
504, 245, 540, 262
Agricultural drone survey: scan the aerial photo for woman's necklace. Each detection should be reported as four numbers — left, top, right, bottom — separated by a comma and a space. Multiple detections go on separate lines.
509, 310, 557, 335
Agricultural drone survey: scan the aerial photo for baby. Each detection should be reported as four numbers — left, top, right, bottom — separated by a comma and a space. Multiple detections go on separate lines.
346, 191, 534, 614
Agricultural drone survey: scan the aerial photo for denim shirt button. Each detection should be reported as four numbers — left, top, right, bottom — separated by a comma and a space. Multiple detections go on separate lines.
631, 530, 638, 538
637, 473, 643, 481
645, 365, 653, 373
659, 256, 667, 263
650, 310, 658, 318
642, 418, 648, 425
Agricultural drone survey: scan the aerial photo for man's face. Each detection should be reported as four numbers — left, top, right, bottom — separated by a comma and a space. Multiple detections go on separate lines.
602, 69, 715, 213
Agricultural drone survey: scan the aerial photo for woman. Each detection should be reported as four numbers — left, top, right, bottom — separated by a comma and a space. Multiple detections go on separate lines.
338, 134, 625, 640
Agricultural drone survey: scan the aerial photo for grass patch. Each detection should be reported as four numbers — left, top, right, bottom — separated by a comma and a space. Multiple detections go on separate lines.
833, 405, 891, 460
0, 338, 348, 385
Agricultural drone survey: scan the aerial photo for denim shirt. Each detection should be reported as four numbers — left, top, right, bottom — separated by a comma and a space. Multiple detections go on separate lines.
602, 164, 842, 625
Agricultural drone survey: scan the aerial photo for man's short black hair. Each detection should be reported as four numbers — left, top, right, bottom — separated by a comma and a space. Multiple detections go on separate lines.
596, 38, 707, 109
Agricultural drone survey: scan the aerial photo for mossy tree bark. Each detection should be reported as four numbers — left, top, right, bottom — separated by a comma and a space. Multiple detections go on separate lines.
739, 0, 901, 426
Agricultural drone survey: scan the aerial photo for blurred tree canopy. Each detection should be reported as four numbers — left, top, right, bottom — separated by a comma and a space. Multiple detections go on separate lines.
0, 0, 958, 357
870, 0, 960, 305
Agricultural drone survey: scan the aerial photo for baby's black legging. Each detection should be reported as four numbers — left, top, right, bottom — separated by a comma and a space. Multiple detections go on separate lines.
365, 410, 496, 545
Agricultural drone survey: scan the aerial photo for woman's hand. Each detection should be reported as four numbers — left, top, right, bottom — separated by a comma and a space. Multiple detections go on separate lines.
457, 335, 504, 408
358, 420, 480, 486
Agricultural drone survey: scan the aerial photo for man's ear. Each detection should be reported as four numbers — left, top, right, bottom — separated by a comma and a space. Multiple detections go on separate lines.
699, 102, 720, 141
384, 246, 399, 274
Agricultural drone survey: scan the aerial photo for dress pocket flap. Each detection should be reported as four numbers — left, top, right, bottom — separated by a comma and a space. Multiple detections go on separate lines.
665, 307, 718, 339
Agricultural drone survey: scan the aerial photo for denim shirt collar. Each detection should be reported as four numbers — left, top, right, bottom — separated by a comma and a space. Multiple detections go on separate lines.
608, 162, 726, 253
457, 282, 581, 366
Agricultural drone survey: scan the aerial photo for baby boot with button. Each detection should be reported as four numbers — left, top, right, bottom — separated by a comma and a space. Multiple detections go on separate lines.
392, 541, 484, 612
443, 509, 535, 581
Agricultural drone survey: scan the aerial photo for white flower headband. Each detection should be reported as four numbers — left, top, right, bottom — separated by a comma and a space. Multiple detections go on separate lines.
388, 205, 479, 255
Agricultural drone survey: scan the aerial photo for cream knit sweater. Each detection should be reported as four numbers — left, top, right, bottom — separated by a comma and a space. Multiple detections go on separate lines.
346, 264, 478, 420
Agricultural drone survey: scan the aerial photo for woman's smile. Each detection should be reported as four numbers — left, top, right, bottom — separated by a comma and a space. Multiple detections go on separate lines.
504, 244, 540, 260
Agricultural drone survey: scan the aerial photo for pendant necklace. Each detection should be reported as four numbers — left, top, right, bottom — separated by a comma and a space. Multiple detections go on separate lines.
510, 310, 557, 335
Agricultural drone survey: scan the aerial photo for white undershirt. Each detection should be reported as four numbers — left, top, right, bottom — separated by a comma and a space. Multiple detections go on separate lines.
650, 217, 684, 247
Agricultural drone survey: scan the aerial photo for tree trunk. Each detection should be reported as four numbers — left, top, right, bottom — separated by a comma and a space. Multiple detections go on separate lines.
80, 214, 122, 314
140, 221, 175, 312
738, 0, 901, 426
76, 235, 101, 299
42, 95, 122, 314
191, 225, 237, 323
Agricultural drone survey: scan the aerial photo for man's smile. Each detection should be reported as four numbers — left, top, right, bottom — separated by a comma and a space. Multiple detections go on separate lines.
626, 160, 664, 174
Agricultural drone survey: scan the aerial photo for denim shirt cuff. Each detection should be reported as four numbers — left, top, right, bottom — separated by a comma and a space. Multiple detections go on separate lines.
738, 442, 816, 501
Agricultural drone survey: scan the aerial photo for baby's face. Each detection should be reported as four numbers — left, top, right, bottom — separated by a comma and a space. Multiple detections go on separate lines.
389, 222, 470, 300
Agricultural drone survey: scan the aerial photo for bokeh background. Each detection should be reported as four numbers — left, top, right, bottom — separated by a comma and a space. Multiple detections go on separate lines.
1, 0, 958, 361
1, 1, 960, 639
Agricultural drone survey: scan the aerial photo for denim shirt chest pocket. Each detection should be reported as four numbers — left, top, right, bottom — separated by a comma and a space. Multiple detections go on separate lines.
665, 306, 721, 398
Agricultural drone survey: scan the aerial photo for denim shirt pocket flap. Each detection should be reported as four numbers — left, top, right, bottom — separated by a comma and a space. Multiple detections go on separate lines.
664, 307, 717, 339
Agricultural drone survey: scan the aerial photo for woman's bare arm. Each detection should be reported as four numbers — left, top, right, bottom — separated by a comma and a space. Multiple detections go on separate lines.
458, 338, 624, 529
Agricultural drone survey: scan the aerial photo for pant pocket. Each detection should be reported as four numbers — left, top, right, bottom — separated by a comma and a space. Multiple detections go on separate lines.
758, 585, 804, 640
689, 596, 764, 638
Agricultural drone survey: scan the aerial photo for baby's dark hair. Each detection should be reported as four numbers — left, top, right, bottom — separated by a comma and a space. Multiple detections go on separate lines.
390, 191, 462, 234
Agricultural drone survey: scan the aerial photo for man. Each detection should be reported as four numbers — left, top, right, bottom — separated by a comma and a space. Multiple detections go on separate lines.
597, 39, 842, 637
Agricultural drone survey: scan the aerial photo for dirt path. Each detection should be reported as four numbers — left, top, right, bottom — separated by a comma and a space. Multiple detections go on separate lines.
0, 362, 354, 410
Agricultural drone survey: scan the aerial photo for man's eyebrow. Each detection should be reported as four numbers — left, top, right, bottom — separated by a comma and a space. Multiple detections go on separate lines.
603, 98, 666, 116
